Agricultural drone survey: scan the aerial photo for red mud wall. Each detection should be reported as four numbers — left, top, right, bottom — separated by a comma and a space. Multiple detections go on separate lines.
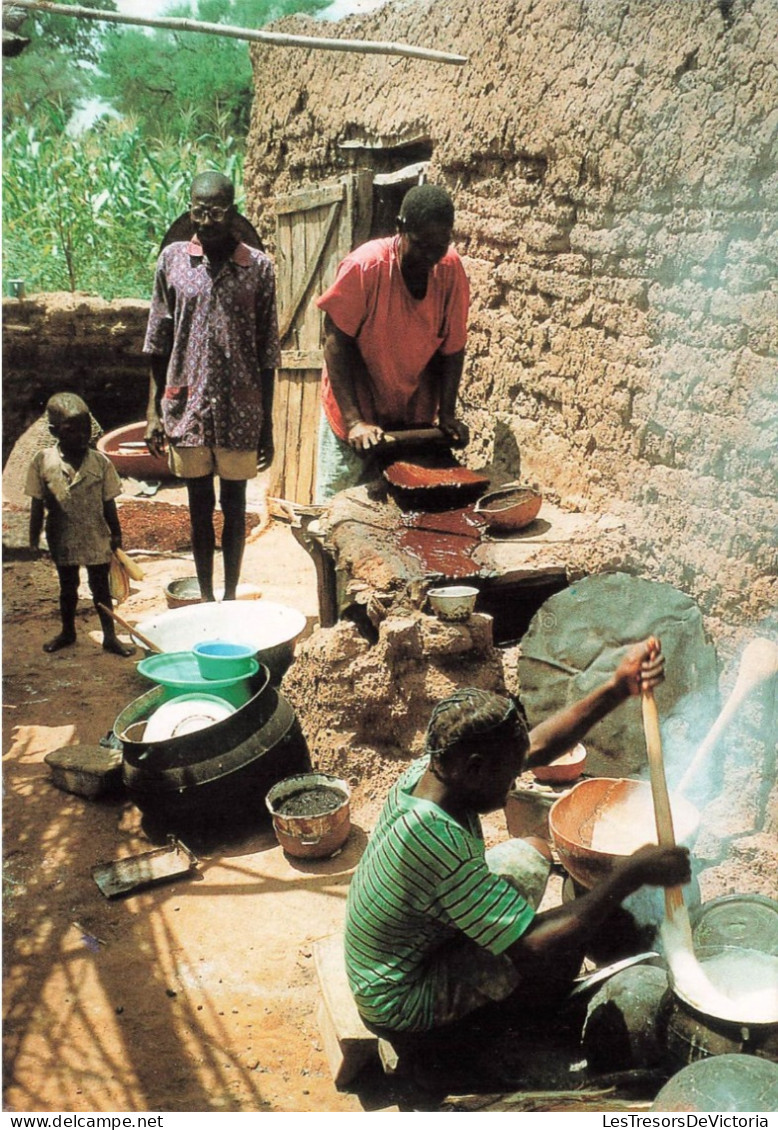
2, 293, 150, 465
244, 0, 777, 637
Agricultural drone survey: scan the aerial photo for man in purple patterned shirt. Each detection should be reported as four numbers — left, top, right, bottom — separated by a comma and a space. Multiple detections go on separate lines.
144, 172, 280, 602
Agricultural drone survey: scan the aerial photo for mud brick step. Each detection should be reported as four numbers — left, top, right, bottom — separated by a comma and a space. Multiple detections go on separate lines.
314, 933, 384, 1087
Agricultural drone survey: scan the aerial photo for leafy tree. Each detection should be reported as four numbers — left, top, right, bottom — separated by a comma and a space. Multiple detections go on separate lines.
95, 0, 332, 141
2, 0, 118, 126
2, 0, 334, 299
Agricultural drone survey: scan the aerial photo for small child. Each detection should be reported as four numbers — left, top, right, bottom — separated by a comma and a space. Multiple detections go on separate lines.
25, 392, 134, 656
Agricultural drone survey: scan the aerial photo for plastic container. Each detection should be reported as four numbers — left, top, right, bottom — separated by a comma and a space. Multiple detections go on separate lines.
136, 650, 257, 707
193, 640, 256, 680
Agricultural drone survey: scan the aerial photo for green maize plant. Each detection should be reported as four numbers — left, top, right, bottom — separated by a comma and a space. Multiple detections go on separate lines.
3, 106, 245, 300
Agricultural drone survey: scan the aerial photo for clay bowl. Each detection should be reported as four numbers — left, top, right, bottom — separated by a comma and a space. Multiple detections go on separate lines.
531, 742, 587, 784
97, 421, 173, 480
474, 483, 542, 531
549, 777, 700, 890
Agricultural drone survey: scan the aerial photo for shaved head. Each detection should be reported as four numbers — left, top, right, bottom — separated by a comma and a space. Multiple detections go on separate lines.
190, 171, 235, 203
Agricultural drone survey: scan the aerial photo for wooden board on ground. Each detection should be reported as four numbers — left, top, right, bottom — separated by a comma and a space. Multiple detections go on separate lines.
313, 933, 379, 1088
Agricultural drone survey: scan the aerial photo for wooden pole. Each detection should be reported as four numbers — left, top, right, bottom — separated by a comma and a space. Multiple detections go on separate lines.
641, 688, 689, 927
3, 0, 468, 64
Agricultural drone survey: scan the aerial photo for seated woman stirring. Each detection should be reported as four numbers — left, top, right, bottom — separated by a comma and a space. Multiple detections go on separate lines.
344, 638, 690, 1046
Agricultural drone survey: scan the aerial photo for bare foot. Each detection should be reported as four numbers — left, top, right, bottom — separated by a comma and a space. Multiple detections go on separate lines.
103, 637, 135, 657
43, 633, 76, 653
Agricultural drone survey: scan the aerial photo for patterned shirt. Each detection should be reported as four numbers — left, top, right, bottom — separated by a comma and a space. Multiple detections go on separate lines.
316, 236, 469, 440
25, 446, 122, 567
144, 239, 281, 450
344, 757, 535, 1032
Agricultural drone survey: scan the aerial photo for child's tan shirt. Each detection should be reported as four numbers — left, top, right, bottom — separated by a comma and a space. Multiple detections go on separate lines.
25, 447, 122, 566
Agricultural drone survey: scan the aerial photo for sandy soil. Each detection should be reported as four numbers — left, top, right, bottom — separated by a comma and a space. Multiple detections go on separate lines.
5, 459, 777, 1113
2, 482, 424, 1114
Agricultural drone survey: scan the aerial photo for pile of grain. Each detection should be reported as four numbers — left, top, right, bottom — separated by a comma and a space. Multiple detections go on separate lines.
117, 500, 260, 553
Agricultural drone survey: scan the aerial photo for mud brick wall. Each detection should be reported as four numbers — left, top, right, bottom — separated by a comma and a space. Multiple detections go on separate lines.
245, 0, 777, 639
2, 293, 150, 464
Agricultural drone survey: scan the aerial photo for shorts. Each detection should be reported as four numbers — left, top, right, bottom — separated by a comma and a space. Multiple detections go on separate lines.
169, 446, 258, 481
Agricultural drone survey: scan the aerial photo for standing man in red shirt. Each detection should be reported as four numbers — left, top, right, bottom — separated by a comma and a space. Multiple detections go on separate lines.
144, 172, 280, 602
315, 184, 470, 501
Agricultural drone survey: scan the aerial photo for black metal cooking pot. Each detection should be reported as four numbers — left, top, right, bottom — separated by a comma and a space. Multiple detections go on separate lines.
660, 944, 778, 1071
116, 667, 311, 826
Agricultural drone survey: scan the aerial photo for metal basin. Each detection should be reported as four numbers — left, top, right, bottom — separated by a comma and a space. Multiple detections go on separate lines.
266, 773, 351, 859
661, 943, 778, 1072
669, 944, 778, 1029
117, 668, 311, 825
135, 600, 307, 683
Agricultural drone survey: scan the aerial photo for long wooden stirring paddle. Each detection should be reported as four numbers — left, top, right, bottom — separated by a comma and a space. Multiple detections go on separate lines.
641, 687, 690, 931
642, 684, 761, 1021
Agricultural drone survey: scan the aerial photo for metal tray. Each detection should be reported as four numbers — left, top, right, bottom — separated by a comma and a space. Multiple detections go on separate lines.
92, 835, 198, 898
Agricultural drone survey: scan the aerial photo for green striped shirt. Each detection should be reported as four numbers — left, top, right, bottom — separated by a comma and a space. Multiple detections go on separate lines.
344, 757, 535, 1031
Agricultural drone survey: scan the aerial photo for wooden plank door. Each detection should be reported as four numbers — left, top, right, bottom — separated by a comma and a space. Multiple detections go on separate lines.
272, 172, 372, 503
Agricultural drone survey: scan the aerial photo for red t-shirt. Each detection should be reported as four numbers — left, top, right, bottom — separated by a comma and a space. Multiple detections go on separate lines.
316, 236, 469, 440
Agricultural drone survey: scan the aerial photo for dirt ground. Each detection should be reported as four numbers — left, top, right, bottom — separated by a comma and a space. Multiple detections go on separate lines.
3, 480, 539, 1115
5, 454, 778, 1114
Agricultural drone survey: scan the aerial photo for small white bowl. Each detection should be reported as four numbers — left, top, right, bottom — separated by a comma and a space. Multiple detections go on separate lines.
427, 585, 479, 622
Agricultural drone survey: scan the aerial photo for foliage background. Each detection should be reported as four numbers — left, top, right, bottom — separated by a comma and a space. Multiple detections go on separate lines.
2, 0, 330, 298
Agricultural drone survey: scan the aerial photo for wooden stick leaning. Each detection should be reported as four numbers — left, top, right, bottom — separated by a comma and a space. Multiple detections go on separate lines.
97, 604, 163, 654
